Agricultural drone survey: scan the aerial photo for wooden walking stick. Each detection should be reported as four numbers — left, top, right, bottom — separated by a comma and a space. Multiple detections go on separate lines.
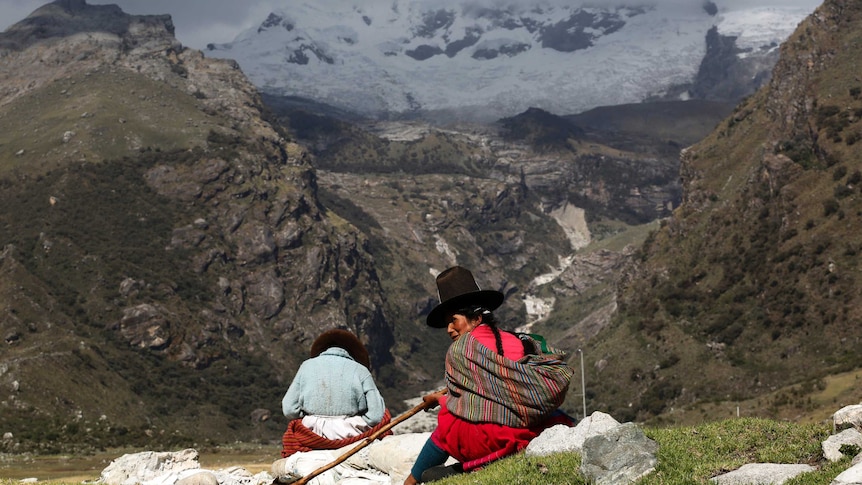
276, 392, 444, 485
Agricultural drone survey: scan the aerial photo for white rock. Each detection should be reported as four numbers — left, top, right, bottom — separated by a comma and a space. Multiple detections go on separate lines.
831, 461, 862, 485
210, 468, 271, 485
366, 433, 456, 483
526, 411, 620, 456
98, 449, 201, 485
175, 471, 219, 485
710, 463, 815, 485
834, 404, 862, 431
272, 449, 391, 485
823, 429, 862, 462
525, 424, 578, 456
271, 433, 454, 485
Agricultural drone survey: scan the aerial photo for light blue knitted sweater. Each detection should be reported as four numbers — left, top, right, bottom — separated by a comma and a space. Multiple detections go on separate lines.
281, 347, 386, 425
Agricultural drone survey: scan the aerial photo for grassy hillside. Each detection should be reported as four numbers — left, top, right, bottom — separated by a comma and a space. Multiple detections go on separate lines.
0, 69, 213, 177
580, 0, 862, 424
565, 99, 735, 151
430, 418, 843, 485
0, 140, 287, 453
0, 8, 357, 451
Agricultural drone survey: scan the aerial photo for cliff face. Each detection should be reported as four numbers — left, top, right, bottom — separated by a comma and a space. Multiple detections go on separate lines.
591, 0, 862, 423
0, 0, 393, 449
688, 26, 781, 102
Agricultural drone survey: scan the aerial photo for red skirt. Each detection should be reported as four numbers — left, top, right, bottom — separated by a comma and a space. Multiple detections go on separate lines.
430, 397, 573, 471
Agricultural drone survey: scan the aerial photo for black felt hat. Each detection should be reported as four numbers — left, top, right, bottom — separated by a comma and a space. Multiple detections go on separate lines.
310, 329, 371, 369
426, 266, 504, 328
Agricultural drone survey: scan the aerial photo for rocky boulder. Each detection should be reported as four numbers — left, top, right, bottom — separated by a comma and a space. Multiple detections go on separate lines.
579, 422, 659, 485
710, 463, 816, 485
834, 404, 862, 432
525, 410, 621, 456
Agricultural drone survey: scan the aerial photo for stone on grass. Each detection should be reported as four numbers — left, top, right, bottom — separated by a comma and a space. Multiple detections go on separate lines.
580, 422, 658, 485
831, 461, 862, 485
526, 411, 621, 456
834, 405, 862, 432
710, 463, 815, 485
823, 428, 862, 462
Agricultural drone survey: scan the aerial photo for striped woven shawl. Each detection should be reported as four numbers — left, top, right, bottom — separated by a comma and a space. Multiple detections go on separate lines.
445, 332, 573, 428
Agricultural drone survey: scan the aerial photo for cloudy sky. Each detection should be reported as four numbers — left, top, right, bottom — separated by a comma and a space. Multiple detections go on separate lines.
0, 0, 278, 49
0, 0, 823, 51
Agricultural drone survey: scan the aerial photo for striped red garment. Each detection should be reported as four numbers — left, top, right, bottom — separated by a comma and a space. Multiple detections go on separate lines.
444, 333, 573, 427
281, 409, 393, 458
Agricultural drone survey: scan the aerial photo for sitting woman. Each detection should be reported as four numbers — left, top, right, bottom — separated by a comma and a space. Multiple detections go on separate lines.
281, 328, 391, 457
405, 266, 575, 484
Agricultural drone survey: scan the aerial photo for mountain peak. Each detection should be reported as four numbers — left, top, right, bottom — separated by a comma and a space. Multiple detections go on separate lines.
47, 0, 87, 11
207, 0, 817, 123
0, 0, 174, 51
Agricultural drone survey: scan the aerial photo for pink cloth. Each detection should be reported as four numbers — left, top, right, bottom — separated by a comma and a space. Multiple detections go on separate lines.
469, 324, 525, 360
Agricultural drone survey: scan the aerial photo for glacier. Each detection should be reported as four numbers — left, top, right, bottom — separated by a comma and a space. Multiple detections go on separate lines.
206, 0, 820, 122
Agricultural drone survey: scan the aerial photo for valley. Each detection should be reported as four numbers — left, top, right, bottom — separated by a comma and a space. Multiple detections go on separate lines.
1, 0, 861, 458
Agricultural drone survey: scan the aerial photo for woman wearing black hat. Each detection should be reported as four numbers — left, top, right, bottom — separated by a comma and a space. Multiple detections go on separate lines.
404, 267, 574, 484
280, 329, 391, 458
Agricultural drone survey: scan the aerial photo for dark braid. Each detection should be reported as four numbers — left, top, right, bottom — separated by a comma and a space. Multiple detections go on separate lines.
489, 325, 504, 356
461, 306, 504, 356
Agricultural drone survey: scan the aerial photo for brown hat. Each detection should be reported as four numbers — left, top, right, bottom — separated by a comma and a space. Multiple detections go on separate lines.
310, 329, 371, 369
426, 266, 504, 328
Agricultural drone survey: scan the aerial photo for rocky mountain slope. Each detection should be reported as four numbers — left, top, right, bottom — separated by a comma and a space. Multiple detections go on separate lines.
0, 0, 397, 451
575, 0, 862, 424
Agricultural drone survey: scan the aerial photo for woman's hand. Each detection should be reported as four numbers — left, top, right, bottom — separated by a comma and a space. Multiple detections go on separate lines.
422, 389, 447, 408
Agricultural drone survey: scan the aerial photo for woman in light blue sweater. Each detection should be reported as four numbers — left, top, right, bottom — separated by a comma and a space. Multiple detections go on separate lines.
280, 329, 390, 456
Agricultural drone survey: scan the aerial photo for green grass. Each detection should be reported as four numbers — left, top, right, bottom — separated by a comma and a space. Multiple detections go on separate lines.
0, 68, 214, 178
637, 369, 862, 429
431, 418, 842, 485
582, 219, 659, 253
433, 453, 585, 485
641, 418, 828, 484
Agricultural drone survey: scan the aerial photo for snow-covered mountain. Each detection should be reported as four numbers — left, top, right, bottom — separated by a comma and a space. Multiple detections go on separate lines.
206, 0, 819, 122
